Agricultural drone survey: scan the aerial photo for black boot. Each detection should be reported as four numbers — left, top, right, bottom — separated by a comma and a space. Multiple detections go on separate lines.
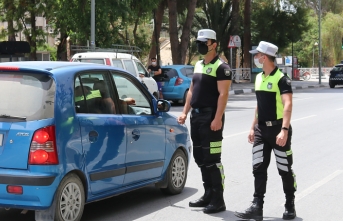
283, 197, 296, 220
203, 189, 226, 214
234, 197, 263, 221
189, 185, 212, 207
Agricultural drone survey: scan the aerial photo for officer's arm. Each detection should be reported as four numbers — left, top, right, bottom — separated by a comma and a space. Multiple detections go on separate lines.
215, 80, 231, 121
250, 106, 258, 130
181, 82, 193, 116
281, 93, 292, 129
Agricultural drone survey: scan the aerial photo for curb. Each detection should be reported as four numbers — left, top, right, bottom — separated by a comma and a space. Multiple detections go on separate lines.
229, 84, 327, 95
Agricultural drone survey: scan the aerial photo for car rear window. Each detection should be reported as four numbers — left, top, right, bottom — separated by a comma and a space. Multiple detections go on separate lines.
75, 59, 105, 65
162, 68, 178, 78
332, 65, 343, 71
0, 73, 55, 121
180, 67, 194, 78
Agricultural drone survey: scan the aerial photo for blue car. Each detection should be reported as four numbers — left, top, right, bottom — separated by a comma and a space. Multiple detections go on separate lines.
0, 61, 191, 221
161, 65, 194, 105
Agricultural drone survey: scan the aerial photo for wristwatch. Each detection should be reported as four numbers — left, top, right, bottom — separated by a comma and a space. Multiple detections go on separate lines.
282, 127, 289, 131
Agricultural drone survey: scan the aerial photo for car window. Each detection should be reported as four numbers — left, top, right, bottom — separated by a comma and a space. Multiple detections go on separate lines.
162, 68, 178, 78
123, 60, 136, 76
112, 59, 124, 69
0, 73, 55, 121
181, 67, 194, 78
111, 72, 152, 115
75, 72, 117, 114
74, 59, 105, 65
333, 66, 343, 71
135, 60, 149, 76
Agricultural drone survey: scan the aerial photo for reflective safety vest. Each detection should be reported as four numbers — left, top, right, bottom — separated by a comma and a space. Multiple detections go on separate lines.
255, 69, 286, 120
75, 90, 101, 102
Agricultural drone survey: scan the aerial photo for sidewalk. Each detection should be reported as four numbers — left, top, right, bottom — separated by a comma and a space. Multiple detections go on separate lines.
229, 76, 328, 95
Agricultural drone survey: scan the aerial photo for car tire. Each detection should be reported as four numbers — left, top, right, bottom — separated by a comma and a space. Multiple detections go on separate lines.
329, 83, 335, 88
54, 174, 85, 221
160, 149, 188, 195
180, 90, 188, 106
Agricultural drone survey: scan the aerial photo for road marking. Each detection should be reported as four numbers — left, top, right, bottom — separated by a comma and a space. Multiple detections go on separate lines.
293, 97, 313, 101
295, 170, 343, 203
223, 115, 316, 138
291, 115, 316, 122
224, 131, 249, 138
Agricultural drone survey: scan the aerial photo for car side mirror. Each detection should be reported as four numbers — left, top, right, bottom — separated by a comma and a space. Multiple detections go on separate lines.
157, 100, 170, 112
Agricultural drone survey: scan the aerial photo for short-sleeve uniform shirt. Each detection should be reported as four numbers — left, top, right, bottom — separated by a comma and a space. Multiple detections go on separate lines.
191, 56, 232, 108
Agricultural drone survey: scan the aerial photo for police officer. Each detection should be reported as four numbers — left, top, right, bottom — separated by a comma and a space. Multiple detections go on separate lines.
234, 41, 297, 221
177, 29, 232, 214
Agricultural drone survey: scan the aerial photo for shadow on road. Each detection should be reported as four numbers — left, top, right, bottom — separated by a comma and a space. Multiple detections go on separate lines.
0, 186, 197, 221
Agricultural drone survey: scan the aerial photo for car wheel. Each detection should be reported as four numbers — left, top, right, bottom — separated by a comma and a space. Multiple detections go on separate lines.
55, 174, 85, 221
329, 83, 335, 88
180, 90, 188, 106
160, 149, 188, 195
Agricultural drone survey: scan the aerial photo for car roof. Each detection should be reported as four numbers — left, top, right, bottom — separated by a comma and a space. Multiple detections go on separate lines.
72, 52, 139, 60
162, 65, 194, 68
334, 64, 343, 67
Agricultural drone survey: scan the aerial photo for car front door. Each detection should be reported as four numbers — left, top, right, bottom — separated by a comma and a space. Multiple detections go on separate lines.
111, 71, 166, 185
74, 71, 127, 195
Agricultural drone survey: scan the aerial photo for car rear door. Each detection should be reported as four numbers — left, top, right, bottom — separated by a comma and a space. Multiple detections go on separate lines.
0, 72, 55, 169
75, 71, 127, 195
111, 71, 166, 185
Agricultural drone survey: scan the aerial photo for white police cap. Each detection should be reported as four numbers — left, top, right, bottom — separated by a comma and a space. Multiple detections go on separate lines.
196, 29, 216, 42
249, 41, 278, 57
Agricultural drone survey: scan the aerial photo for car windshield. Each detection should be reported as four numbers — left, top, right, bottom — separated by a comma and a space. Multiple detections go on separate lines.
75, 59, 105, 65
332, 66, 343, 71
0, 73, 55, 121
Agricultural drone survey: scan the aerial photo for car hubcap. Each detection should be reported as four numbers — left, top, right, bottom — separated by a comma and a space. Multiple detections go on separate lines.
60, 182, 82, 221
171, 156, 186, 188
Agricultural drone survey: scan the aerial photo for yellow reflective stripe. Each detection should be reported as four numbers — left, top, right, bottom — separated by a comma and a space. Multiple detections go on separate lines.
210, 141, 222, 148
210, 147, 221, 154
75, 90, 101, 102
216, 163, 225, 189
286, 150, 293, 156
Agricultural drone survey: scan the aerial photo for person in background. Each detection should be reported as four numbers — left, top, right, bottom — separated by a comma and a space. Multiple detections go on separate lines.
234, 41, 296, 221
148, 57, 163, 99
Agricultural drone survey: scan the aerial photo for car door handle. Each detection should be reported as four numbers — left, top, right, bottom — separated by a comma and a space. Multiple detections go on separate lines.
89, 130, 98, 143
131, 129, 140, 142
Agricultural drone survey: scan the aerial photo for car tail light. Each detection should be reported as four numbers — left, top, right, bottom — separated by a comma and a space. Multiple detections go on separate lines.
0, 66, 20, 71
29, 126, 58, 165
105, 58, 111, 66
175, 77, 183, 86
7, 185, 23, 194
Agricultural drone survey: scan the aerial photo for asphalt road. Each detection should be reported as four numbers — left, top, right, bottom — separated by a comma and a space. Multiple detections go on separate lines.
1, 86, 342, 221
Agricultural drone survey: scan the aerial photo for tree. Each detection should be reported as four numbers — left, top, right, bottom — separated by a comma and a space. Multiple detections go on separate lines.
168, 0, 198, 64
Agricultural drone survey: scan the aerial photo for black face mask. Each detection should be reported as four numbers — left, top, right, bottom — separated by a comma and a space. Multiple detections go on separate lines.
197, 42, 209, 55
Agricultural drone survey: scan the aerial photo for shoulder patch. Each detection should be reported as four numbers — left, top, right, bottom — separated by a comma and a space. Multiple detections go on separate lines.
286, 78, 291, 86
224, 69, 231, 76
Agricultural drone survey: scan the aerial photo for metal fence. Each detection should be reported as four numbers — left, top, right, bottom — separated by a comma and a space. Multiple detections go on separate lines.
298, 67, 331, 76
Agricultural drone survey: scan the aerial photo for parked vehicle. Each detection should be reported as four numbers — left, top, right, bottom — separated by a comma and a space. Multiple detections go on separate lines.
329, 63, 343, 88
161, 65, 194, 105
70, 52, 159, 98
0, 61, 191, 221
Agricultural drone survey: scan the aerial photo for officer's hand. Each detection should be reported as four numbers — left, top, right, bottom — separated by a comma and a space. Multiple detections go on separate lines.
276, 130, 288, 147
248, 129, 255, 144
210, 118, 222, 131
177, 113, 187, 125
124, 98, 136, 105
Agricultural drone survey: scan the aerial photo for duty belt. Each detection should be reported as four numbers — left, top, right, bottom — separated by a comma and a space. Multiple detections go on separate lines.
258, 119, 283, 126
192, 107, 214, 113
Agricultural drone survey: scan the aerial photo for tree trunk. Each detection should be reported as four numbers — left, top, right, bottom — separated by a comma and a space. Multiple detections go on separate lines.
230, 0, 240, 69
148, 1, 165, 65
167, 0, 181, 64
243, 0, 251, 68
29, 6, 37, 61
6, 1, 16, 41
179, 0, 197, 64
57, 33, 68, 61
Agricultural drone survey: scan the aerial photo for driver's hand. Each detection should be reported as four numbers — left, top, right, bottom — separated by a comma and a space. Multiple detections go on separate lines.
124, 98, 136, 105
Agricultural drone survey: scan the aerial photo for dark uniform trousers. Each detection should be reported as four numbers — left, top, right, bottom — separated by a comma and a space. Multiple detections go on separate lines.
190, 107, 225, 191
252, 123, 297, 199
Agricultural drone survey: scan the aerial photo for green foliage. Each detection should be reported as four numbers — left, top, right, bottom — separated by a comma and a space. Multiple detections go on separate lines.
251, 0, 310, 51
